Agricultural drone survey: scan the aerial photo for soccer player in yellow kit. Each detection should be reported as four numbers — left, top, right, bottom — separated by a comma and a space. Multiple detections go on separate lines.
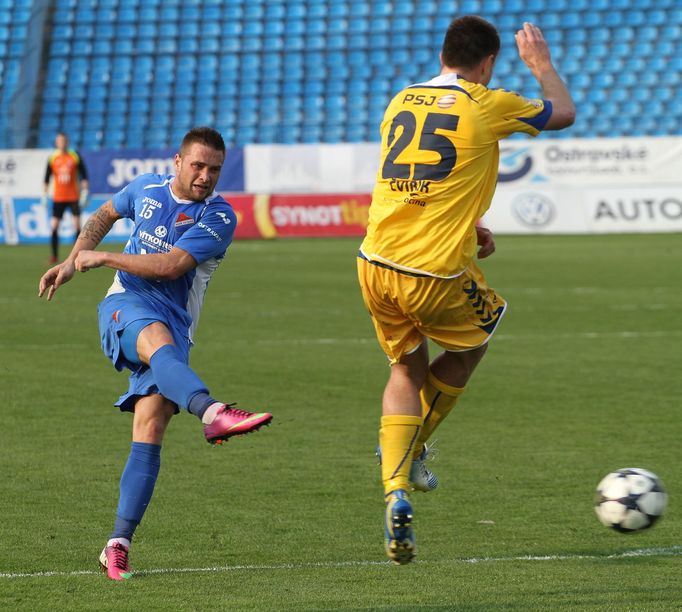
357, 18, 575, 564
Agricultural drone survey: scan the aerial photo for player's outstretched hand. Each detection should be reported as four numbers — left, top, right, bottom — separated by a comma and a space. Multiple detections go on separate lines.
515, 22, 553, 74
38, 260, 75, 301
74, 249, 106, 273
476, 225, 496, 259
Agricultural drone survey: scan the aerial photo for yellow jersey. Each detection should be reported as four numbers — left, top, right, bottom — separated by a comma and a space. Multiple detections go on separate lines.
360, 73, 551, 278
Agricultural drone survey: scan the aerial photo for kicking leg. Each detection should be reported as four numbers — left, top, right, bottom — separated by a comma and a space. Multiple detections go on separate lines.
418, 344, 488, 446
132, 321, 272, 444
408, 345, 488, 492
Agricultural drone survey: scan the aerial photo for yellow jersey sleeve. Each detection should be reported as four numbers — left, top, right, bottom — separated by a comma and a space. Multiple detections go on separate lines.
481, 88, 552, 139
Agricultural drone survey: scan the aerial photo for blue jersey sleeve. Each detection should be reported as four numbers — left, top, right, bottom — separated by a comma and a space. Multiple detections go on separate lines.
111, 174, 149, 220
174, 202, 237, 263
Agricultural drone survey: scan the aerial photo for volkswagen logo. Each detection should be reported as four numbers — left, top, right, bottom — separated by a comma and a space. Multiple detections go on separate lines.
512, 193, 555, 228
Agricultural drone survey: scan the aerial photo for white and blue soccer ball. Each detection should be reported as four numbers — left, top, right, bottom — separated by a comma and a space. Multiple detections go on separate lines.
595, 468, 667, 533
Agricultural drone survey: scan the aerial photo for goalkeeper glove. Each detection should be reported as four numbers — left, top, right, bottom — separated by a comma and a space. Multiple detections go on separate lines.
79, 189, 90, 208
40, 194, 48, 207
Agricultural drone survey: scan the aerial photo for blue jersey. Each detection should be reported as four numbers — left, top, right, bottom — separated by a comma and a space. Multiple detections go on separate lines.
105, 173, 237, 340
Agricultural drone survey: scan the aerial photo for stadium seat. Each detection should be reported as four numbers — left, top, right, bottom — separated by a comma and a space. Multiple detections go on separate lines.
17, 0, 680, 150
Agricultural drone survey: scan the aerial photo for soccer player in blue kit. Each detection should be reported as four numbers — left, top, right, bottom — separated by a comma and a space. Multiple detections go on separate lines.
38, 127, 272, 581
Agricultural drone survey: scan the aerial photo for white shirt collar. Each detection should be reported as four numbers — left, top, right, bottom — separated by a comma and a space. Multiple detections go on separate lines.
412, 73, 461, 88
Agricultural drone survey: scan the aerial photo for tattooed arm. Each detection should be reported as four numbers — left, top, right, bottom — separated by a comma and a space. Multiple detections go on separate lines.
39, 201, 121, 301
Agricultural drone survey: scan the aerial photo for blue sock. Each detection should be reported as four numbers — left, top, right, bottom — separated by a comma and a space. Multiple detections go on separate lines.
187, 392, 219, 419
149, 344, 209, 411
110, 442, 161, 542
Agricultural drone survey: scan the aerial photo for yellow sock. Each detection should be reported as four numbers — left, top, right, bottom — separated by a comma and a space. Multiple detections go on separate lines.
413, 371, 465, 459
379, 415, 422, 496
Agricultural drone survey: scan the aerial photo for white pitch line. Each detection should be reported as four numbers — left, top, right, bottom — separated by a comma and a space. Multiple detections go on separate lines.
2, 547, 681, 580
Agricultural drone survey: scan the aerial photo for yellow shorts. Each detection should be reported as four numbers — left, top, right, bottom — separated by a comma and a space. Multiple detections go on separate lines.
357, 256, 507, 364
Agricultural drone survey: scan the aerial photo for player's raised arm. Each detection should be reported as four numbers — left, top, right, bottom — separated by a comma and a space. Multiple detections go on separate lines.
516, 22, 576, 130
38, 200, 121, 301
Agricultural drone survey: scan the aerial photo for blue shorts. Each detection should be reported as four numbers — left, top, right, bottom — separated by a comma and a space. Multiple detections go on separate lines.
98, 292, 190, 412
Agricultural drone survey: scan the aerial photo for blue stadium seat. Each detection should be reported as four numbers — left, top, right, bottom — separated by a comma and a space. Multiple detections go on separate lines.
41, 99, 62, 116
39, 116, 61, 132
300, 126, 323, 144
243, 4, 264, 19
328, 3, 348, 17
345, 123, 370, 143
108, 98, 128, 114
114, 22, 136, 39
82, 130, 103, 149
284, 2, 305, 19
125, 132, 145, 148
105, 114, 126, 130
347, 33, 367, 49
91, 39, 112, 55
281, 126, 300, 144
49, 40, 71, 56
28, 0, 680, 148
224, 5, 243, 19
235, 127, 257, 145
370, 1, 391, 17
348, 18, 369, 34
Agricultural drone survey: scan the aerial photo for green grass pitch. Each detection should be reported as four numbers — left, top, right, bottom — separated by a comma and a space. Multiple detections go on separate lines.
1, 234, 680, 610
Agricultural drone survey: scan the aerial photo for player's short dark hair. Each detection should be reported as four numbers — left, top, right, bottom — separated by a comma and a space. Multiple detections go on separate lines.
180, 127, 226, 155
441, 16, 500, 70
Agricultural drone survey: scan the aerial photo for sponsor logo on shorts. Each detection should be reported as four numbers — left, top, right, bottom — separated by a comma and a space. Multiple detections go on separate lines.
464, 280, 505, 334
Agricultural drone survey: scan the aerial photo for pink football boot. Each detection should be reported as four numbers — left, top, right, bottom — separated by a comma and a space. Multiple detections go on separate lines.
203, 403, 272, 445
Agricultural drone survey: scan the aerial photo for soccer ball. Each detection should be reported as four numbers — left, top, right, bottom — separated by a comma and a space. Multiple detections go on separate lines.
594, 468, 667, 533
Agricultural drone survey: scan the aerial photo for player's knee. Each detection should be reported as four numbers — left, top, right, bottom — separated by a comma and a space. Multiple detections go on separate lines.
441, 344, 487, 385
136, 322, 175, 363
134, 411, 172, 443
133, 395, 175, 443
143, 420, 165, 441
391, 359, 429, 389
